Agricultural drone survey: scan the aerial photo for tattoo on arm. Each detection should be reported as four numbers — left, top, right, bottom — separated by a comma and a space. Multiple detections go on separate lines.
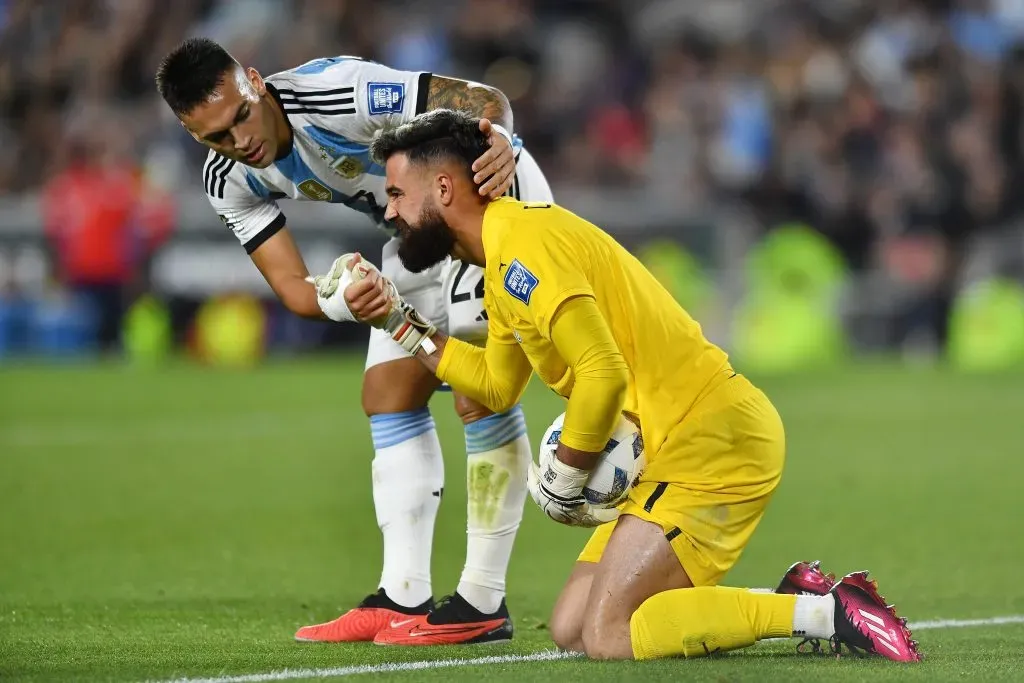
425, 75, 512, 131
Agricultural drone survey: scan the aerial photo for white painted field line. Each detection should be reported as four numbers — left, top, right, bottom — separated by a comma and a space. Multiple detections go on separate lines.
147, 614, 1024, 683
911, 615, 1024, 630
149, 650, 578, 683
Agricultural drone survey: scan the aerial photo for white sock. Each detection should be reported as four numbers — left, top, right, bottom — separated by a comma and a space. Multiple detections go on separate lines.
369, 408, 443, 609
456, 405, 530, 614
793, 594, 836, 639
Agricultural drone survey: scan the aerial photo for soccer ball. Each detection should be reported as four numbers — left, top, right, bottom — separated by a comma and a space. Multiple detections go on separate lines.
539, 412, 646, 509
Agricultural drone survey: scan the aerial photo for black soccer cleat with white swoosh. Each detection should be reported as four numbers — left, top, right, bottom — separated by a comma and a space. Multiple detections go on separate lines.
373, 592, 513, 646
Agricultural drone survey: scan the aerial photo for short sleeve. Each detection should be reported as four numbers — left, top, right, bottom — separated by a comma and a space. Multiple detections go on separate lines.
351, 60, 431, 128
203, 152, 285, 254
282, 58, 430, 142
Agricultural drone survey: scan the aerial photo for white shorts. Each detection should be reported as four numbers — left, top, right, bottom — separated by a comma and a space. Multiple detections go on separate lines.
366, 146, 554, 370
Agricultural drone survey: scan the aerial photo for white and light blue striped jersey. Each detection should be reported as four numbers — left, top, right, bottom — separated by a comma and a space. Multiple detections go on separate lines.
204, 56, 432, 254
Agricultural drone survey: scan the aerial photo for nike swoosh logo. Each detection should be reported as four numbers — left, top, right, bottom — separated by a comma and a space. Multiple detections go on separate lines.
408, 624, 494, 637
389, 618, 416, 629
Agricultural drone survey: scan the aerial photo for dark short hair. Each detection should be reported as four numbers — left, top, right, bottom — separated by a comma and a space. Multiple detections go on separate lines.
370, 109, 487, 177
156, 38, 238, 116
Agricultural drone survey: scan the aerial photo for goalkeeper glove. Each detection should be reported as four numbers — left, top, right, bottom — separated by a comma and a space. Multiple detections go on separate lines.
527, 455, 620, 528
311, 253, 438, 356
378, 296, 438, 356
310, 253, 363, 323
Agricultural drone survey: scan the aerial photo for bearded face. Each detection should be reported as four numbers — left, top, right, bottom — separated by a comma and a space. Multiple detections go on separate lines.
394, 199, 457, 273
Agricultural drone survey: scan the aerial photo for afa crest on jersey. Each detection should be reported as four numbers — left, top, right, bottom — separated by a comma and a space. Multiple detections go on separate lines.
316, 146, 365, 180
332, 155, 364, 179
368, 82, 405, 114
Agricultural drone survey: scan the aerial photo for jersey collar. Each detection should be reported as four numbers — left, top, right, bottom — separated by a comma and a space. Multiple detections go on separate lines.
265, 82, 294, 161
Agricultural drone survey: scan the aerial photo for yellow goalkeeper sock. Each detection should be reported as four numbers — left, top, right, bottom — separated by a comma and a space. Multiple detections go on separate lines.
629, 587, 796, 660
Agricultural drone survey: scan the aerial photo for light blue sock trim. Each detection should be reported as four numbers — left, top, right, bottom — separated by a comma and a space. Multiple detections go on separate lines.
370, 408, 435, 450
464, 404, 528, 455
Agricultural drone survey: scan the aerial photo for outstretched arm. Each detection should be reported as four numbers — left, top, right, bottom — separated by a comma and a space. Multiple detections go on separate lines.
326, 261, 531, 408
426, 332, 533, 414
249, 227, 325, 319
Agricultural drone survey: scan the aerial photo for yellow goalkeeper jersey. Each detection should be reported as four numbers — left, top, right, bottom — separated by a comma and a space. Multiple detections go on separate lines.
478, 198, 731, 460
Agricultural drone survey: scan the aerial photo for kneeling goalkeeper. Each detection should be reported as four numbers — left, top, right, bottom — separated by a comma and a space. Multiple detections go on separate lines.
310, 109, 920, 663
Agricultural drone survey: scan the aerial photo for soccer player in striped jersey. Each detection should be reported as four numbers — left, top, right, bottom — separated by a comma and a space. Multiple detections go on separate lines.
155, 38, 553, 646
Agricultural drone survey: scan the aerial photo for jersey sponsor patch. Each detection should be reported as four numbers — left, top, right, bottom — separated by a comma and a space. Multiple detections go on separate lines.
503, 259, 539, 304
297, 178, 333, 201
368, 82, 405, 114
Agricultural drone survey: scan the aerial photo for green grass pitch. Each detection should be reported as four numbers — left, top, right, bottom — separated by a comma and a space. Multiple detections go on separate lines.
2, 358, 1023, 681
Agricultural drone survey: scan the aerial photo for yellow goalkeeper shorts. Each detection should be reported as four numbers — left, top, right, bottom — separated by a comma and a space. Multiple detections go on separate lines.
578, 373, 785, 587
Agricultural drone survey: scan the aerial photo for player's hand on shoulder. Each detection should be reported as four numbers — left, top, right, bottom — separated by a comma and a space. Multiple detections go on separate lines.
527, 455, 620, 528
474, 118, 515, 200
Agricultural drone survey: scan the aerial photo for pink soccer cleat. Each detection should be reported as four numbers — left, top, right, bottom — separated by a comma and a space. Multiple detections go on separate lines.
776, 560, 837, 596
830, 571, 921, 662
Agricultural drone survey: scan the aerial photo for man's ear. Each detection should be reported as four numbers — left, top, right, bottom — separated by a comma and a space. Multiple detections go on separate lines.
436, 172, 456, 207
248, 67, 266, 97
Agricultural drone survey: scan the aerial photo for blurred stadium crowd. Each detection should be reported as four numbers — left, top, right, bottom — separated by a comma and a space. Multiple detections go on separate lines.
2, 0, 1024, 363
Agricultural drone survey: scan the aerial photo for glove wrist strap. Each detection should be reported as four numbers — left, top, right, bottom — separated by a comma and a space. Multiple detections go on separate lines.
544, 454, 590, 498
383, 300, 437, 355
